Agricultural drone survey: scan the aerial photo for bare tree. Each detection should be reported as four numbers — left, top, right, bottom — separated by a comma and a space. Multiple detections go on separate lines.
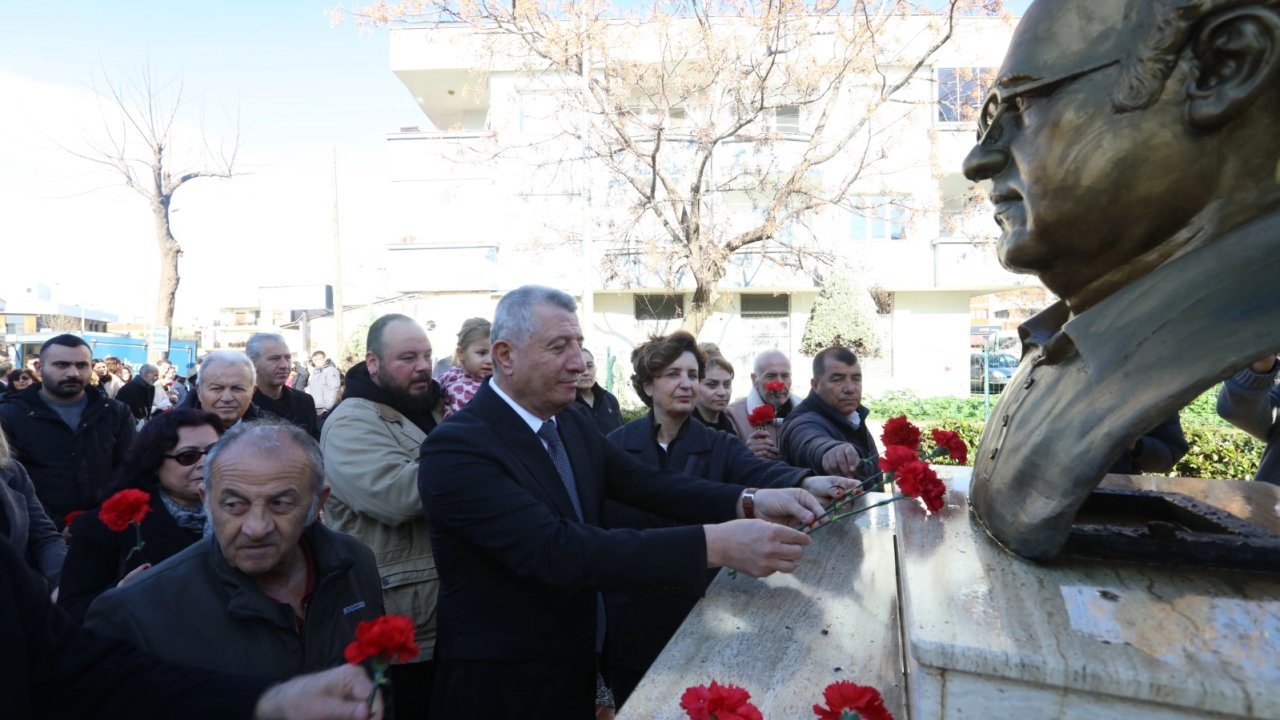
66, 65, 242, 357
343, 0, 1003, 333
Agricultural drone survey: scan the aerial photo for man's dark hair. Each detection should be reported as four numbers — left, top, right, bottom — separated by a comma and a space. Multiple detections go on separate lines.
39, 334, 90, 358
813, 346, 859, 380
367, 314, 415, 360
630, 331, 705, 407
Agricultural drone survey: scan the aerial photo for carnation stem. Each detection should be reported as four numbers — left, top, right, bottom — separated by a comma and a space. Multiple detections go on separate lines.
803, 496, 908, 535
801, 468, 888, 530
124, 522, 146, 561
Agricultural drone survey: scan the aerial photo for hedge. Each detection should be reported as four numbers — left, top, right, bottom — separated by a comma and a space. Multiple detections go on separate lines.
866, 390, 1264, 480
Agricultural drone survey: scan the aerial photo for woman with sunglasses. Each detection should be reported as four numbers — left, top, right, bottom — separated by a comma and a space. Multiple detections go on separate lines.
58, 409, 224, 622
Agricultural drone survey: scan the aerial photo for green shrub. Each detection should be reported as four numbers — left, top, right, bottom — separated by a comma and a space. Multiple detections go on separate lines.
867, 390, 1263, 479
1175, 424, 1263, 480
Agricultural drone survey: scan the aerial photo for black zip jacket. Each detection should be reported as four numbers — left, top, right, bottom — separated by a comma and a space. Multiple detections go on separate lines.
0, 385, 134, 527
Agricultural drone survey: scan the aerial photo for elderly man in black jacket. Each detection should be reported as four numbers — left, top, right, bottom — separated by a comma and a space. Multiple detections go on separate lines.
85, 420, 384, 679
0, 335, 134, 528
780, 346, 880, 482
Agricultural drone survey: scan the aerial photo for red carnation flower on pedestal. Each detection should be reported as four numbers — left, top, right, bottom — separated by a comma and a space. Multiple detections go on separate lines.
746, 404, 776, 429
877, 445, 917, 474
929, 428, 968, 464
99, 489, 151, 559
812, 680, 894, 720
680, 681, 763, 720
880, 416, 921, 451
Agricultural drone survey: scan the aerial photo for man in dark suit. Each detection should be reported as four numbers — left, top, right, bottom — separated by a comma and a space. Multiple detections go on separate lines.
420, 285, 827, 720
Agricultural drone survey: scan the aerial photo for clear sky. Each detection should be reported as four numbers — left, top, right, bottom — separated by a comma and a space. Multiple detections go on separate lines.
0, 0, 1032, 325
0, 0, 419, 324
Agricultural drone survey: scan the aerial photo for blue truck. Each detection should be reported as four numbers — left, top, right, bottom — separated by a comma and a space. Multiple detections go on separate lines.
7, 332, 199, 373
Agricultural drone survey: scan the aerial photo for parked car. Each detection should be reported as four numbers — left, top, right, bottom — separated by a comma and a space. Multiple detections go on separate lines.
971, 352, 1020, 393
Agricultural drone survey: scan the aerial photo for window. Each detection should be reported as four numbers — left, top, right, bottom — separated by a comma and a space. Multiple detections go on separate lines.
849, 196, 907, 242
740, 294, 790, 317
773, 105, 800, 134
634, 293, 684, 321
937, 67, 994, 124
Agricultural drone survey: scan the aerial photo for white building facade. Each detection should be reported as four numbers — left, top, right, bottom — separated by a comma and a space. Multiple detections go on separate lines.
378, 12, 1034, 403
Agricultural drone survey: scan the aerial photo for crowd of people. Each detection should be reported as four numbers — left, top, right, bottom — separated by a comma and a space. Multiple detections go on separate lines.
0, 281, 1277, 720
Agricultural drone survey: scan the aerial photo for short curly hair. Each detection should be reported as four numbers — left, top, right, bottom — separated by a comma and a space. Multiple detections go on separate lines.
630, 332, 706, 407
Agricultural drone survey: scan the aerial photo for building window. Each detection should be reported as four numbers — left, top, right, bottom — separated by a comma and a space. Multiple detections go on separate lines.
849, 196, 907, 242
773, 105, 801, 134
740, 294, 789, 317
634, 293, 684, 321
937, 67, 993, 124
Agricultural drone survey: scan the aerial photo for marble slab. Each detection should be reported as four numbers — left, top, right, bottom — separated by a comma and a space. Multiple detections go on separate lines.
618, 492, 904, 719
898, 467, 1280, 719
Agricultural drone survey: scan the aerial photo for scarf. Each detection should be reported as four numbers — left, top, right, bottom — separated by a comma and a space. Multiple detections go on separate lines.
160, 491, 207, 534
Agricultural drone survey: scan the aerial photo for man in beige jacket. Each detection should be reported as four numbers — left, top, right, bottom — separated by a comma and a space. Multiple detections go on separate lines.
319, 314, 443, 719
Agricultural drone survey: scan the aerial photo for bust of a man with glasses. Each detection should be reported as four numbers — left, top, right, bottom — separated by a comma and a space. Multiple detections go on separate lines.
962, 0, 1280, 562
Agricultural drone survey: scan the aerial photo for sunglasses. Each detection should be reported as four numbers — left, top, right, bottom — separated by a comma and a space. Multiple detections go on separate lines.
164, 448, 214, 466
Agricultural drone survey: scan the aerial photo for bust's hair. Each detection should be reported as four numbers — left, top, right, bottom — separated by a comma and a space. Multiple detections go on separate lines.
1114, 0, 1280, 111
630, 332, 705, 408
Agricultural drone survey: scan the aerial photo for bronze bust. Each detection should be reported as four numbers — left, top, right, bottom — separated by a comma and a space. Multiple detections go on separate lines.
964, 0, 1280, 561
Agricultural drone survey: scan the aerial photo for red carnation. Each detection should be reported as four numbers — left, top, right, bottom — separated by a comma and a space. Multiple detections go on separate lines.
99, 489, 151, 532
812, 680, 893, 720
344, 614, 419, 715
764, 380, 787, 394
895, 460, 945, 514
878, 445, 918, 474
930, 428, 968, 464
880, 416, 921, 451
746, 404, 776, 429
680, 681, 763, 720
344, 614, 420, 666
64, 509, 85, 528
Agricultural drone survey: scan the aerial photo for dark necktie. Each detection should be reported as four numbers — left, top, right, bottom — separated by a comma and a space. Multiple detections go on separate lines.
537, 420, 585, 521
538, 419, 606, 651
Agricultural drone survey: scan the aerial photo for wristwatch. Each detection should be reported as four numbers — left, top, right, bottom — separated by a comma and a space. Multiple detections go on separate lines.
741, 487, 758, 519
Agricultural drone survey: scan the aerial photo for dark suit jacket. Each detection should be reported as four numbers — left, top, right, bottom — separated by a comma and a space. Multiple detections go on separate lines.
419, 383, 742, 719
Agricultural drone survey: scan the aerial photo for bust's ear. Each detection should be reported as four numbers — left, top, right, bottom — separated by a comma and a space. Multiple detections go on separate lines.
1188, 7, 1280, 129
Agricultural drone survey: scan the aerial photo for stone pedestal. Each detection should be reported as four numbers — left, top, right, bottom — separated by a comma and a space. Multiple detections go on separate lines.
620, 468, 1280, 719
899, 467, 1280, 719
617, 491, 905, 719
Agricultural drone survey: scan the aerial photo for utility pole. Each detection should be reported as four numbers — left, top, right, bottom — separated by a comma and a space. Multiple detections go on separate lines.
331, 146, 345, 362
578, 17, 594, 336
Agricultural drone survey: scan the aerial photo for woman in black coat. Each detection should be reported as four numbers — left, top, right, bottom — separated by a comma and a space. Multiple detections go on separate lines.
58, 408, 224, 622
601, 332, 850, 705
